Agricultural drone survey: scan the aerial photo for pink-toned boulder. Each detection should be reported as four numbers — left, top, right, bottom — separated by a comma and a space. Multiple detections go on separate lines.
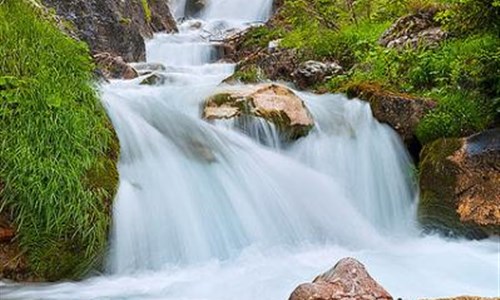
289, 257, 393, 300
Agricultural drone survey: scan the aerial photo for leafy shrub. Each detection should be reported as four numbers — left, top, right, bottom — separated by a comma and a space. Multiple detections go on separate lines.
437, 0, 500, 34
416, 91, 493, 144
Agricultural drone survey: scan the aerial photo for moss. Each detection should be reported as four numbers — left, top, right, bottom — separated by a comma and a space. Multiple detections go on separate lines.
140, 0, 152, 23
209, 93, 235, 106
119, 17, 132, 25
230, 66, 264, 84
83, 122, 120, 216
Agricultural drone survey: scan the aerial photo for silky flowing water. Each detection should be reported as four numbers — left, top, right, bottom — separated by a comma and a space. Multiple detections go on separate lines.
2, 0, 499, 299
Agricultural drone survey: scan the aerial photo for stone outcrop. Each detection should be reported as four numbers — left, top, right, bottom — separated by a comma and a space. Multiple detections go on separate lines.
289, 257, 393, 300
379, 10, 446, 49
203, 84, 314, 141
418, 128, 500, 238
345, 83, 436, 148
43, 0, 177, 62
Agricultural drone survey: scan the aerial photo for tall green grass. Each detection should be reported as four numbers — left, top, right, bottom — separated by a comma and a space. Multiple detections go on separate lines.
0, 0, 118, 280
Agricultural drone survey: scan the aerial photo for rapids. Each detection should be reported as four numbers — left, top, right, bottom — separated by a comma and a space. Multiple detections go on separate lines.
1, 0, 498, 299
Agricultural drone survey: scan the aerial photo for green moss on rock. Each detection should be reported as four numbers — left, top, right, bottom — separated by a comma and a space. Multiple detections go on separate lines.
418, 138, 488, 238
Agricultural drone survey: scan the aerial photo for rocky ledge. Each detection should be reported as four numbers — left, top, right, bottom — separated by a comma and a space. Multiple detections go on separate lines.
43, 0, 177, 62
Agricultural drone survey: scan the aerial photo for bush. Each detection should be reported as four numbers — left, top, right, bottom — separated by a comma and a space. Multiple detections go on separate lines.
0, 0, 117, 280
437, 0, 500, 35
416, 91, 493, 144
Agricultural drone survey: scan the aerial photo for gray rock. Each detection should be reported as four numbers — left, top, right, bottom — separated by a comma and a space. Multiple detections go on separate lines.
139, 73, 166, 86
132, 62, 167, 75
379, 10, 446, 49
43, 0, 177, 62
292, 60, 343, 90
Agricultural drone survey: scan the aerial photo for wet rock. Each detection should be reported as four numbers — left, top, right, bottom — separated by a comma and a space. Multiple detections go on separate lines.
379, 10, 446, 49
203, 84, 314, 141
292, 60, 343, 90
244, 48, 301, 83
140, 73, 166, 86
94, 53, 139, 80
185, 0, 206, 17
345, 83, 436, 148
289, 257, 393, 300
418, 128, 500, 238
132, 62, 167, 75
43, 0, 177, 62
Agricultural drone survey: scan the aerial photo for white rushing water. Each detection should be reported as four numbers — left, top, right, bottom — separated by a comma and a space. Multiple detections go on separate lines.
2, 0, 499, 299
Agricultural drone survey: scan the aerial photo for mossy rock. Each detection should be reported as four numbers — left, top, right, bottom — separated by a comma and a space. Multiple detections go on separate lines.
418, 131, 500, 238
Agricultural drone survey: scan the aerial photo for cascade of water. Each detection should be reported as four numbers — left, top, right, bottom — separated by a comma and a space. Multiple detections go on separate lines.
1, 1, 498, 299
201, 0, 273, 22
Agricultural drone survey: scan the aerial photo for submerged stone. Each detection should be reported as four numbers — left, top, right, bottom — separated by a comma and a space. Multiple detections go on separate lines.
140, 73, 167, 86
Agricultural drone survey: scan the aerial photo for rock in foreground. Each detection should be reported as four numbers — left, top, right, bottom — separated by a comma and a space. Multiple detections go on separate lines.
289, 257, 393, 300
203, 84, 314, 141
419, 128, 500, 238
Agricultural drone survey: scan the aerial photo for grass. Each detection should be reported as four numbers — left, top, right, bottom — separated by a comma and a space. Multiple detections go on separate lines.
0, 0, 118, 280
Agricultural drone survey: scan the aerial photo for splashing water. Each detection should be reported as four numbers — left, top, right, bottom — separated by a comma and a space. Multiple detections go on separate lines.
2, 1, 499, 299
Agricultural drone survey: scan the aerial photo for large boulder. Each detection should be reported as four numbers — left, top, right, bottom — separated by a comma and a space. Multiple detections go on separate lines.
203, 84, 314, 141
289, 257, 393, 300
418, 128, 500, 238
43, 0, 177, 62
379, 9, 447, 49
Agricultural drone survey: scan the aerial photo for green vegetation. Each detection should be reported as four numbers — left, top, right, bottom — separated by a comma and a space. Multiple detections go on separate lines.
243, 0, 500, 144
0, 0, 118, 280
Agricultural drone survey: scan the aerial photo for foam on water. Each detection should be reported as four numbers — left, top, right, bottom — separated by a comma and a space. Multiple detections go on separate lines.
1, 1, 498, 299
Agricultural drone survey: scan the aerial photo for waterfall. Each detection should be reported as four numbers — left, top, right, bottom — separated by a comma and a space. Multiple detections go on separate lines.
1, 1, 498, 299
